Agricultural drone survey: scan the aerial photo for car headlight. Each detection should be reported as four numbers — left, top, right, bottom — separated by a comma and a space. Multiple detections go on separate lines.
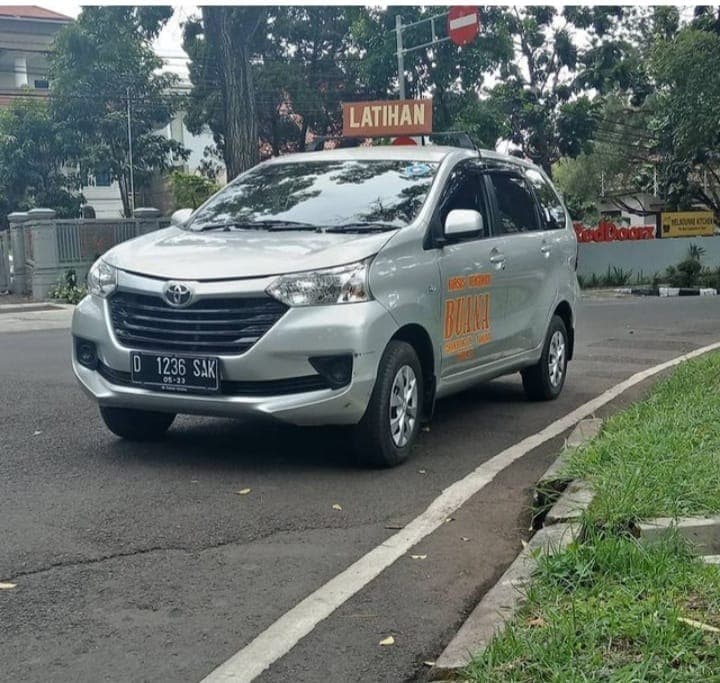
87, 259, 117, 298
267, 259, 373, 307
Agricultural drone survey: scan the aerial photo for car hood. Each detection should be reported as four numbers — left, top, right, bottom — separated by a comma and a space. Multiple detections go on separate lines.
104, 227, 398, 280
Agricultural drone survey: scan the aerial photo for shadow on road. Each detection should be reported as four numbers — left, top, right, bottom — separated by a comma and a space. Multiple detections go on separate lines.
102, 377, 530, 473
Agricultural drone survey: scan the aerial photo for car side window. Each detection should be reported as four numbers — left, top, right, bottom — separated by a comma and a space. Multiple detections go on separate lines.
488, 172, 541, 234
438, 166, 489, 239
525, 168, 567, 230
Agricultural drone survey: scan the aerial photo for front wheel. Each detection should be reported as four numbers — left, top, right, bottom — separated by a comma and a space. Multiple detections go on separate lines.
99, 406, 176, 441
354, 341, 423, 468
521, 315, 569, 401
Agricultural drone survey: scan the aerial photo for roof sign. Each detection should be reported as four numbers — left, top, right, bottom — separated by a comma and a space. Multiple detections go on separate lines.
342, 99, 433, 138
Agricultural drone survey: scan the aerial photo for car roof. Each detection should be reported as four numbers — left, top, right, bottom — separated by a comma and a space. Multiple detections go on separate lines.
260, 145, 538, 170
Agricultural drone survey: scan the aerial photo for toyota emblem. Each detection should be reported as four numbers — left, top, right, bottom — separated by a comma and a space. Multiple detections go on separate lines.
163, 282, 193, 308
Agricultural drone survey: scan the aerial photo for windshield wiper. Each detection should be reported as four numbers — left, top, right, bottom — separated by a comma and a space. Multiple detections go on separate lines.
195, 220, 321, 232
324, 222, 400, 234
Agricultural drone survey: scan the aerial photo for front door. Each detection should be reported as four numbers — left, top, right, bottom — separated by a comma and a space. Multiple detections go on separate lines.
436, 165, 511, 379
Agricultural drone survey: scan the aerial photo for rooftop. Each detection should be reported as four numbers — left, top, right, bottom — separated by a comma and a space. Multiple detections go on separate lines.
0, 5, 72, 22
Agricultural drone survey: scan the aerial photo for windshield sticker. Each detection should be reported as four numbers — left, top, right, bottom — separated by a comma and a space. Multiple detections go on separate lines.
443, 273, 492, 356
402, 163, 433, 179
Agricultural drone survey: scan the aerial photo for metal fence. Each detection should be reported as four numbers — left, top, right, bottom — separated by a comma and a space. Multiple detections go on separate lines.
0, 230, 10, 292
7, 209, 170, 299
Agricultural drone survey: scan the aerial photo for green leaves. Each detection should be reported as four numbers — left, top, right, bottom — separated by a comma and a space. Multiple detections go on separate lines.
0, 97, 82, 224
50, 6, 187, 216
170, 172, 219, 211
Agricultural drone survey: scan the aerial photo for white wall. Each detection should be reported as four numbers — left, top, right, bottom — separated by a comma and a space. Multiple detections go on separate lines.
578, 236, 720, 281
81, 183, 125, 219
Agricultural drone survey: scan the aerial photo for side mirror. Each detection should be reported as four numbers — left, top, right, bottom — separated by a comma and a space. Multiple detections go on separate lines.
170, 208, 193, 227
444, 209, 485, 240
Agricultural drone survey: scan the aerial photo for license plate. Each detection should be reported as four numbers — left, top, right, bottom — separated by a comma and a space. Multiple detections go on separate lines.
130, 352, 220, 393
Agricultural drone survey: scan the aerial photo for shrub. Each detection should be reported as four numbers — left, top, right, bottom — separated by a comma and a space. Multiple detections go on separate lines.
665, 258, 702, 287
171, 171, 219, 210
47, 268, 87, 304
601, 265, 632, 287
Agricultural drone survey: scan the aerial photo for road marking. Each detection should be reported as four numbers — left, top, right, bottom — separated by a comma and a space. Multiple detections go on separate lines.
202, 341, 720, 682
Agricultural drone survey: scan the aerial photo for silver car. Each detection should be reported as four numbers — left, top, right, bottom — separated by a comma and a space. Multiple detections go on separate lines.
72, 146, 579, 466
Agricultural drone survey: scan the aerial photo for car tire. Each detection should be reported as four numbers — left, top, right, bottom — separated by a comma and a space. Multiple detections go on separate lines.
99, 406, 176, 441
354, 341, 423, 468
521, 315, 569, 401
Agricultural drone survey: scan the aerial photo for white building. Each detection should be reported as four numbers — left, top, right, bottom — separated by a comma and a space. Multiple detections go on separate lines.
0, 5, 68, 101
0, 5, 221, 218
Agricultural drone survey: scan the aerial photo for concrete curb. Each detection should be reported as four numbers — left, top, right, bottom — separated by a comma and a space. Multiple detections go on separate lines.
432, 419, 602, 677
636, 515, 720, 555
615, 287, 718, 297
532, 418, 601, 529
432, 523, 578, 676
544, 480, 594, 525
537, 418, 602, 486
0, 303, 74, 332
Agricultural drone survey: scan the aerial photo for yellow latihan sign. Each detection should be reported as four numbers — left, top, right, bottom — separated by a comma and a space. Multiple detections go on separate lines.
661, 211, 716, 238
342, 99, 433, 137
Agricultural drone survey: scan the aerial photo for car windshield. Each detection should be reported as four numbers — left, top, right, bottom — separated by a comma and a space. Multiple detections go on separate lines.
186, 159, 440, 232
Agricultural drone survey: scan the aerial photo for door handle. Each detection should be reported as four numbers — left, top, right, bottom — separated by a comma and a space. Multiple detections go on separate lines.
540, 244, 551, 256
489, 252, 506, 270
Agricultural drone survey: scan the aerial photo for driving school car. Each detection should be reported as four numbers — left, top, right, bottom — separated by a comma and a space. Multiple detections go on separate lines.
72, 145, 579, 467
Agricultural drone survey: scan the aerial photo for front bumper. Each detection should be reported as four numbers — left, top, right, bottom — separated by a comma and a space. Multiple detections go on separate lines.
71, 275, 397, 426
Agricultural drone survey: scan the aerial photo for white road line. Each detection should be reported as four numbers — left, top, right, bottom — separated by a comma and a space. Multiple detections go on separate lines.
202, 341, 720, 683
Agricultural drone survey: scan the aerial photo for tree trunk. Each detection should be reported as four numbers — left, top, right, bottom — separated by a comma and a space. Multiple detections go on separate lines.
118, 171, 132, 218
299, 118, 309, 152
203, 7, 262, 181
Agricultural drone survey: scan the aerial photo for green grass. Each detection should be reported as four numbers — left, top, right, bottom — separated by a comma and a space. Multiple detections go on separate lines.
465, 534, 720, 682
565, 352, 720, 528
464, 353, 720, 682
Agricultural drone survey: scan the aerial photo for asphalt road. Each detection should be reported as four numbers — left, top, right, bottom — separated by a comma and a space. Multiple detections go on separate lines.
2, 295, 720, 683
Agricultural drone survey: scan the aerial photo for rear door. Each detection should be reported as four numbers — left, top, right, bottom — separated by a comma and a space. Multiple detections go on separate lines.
524, 167, 575, 345
484, 169, 549, 355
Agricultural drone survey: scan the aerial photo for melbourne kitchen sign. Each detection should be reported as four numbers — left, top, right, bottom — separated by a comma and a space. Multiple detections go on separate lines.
342, 99, 433, 137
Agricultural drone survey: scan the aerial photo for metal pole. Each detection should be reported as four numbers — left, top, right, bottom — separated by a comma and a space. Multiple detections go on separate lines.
126, 87, 135, 215
395, 15, 405, 99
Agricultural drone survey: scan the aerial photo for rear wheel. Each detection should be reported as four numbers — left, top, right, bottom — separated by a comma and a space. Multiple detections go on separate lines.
99, 406, 175, 441
354, 341, 423, 468
521, 315, 568, 401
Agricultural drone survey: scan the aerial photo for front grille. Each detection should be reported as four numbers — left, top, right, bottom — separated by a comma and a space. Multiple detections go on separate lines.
97, 362, 331, 396
109, 291, 287, 355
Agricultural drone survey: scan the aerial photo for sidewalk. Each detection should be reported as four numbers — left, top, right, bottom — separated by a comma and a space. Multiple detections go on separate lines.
0, 302, 74, 332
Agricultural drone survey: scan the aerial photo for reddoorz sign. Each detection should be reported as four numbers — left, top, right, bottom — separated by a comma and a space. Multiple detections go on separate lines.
574, 220, 656, 242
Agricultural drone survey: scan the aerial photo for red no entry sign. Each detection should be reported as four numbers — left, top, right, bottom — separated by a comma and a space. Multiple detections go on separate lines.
447, 6, 480, 46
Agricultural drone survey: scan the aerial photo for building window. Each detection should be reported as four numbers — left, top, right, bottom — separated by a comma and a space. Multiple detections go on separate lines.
94, 169, 111, 187
34, 79, 49, 90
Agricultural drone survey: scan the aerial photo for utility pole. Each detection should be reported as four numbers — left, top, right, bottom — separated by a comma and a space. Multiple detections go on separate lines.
393, 12, 451, 101
395, 15, 406, 99
126, 87, 135, 216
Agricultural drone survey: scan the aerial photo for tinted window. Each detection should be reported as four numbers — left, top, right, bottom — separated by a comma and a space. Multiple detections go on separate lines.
525, 168, 567, 229
439, 167, 488, 226
189, 160, 439, 231
489, 173, 540, 234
